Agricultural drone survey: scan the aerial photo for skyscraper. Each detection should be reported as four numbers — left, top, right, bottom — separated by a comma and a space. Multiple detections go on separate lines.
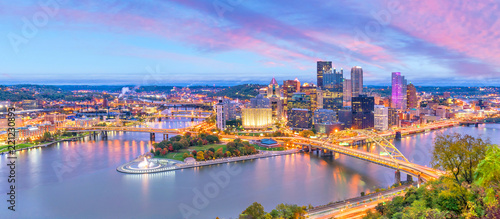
283, 78, 301, 114
343, 79, 352, 106
374, 105, 388, 131
391, 72, 407, 110
352, 95, 374, 129
407, 83, 418, 109
317, 61, 332, 89
322, 68, 343, 111
216, 98, 226, 130
351, 66, 363, 97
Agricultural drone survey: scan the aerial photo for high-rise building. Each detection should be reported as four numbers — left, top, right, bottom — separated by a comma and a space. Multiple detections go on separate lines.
407, 83, 418, 109
388, 107, 399, 128
317, 61, 332, 89
287, 92, 312, 115
338, 106, 353, 129
352, 95, 374, 129
242, 108, 272, 129
283, 78, 301, 114
243, 95, 273, 129
250, 94, 270, 108
391, 72, 407, 110
300, 84, 318, 111
313, 109, 336, 125
374, 105, 389, 131
351, 66, 363, 97
288, 108, 313, 130
323, 68, 343, 111
343, 79, 352, 106
215, 98, 226, 130
267, 77, 281, 98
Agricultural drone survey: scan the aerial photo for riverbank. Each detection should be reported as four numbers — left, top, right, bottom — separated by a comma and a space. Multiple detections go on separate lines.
306, 183, 416, 218
117, 149, 299, 174
0, 133, 90, 154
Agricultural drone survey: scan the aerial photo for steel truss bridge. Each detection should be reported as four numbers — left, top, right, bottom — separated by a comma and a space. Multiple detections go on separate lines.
294, 130, 445, 182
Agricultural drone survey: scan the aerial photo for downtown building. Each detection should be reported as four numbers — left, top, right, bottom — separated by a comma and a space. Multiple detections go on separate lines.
351, 66, 363, 97
317, 61, 332, 89
374, 105, 389, 131
242, 94, 273, 129
283, 78, 301, 115
343, 79, 352, 106
288, 108, 312, 130
266, 78, 284, 121
351, 95, 374, 129
407, 83, 418, 109
322, 68, 344, 111
391, 72, 407, 110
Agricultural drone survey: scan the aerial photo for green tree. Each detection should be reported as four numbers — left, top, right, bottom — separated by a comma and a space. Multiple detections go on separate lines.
431, 133, 490, 185
196, 151, 205, 161
474, 146, 500, 206
241, 202, 265, 219
299, 130, 314, 138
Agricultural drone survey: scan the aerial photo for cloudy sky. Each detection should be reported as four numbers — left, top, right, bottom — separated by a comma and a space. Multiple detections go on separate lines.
0, 0, 499, 86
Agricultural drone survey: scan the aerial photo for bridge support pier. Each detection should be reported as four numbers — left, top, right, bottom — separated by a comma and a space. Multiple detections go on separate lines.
475, 123, 479, 127
395, 131, 402, 140
407, 174, 413, 183
395, 170, 401, 185
163, 134, 168, 141
308, 145, 312, 153
150, 133, 156, 142
101, 131, 108, 140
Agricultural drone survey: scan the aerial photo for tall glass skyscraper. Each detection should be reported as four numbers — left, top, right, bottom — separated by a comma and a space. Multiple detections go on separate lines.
351, 66, 363, 97
317, 61, 332, 88
391, 72, 407, 110
322, 68, 343, 111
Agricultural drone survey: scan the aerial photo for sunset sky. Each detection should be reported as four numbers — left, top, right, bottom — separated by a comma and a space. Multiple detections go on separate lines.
1, 0, 499, 86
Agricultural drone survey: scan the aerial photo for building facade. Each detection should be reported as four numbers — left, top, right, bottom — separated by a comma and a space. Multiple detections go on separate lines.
351, 66, 363, 97
391, 72, 407, 110
374, 105, 389, 131
352, 95, 374, 129
317, 61, 332, 89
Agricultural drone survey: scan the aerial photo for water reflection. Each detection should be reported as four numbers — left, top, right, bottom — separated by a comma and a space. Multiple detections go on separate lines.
0, 123, 499, 219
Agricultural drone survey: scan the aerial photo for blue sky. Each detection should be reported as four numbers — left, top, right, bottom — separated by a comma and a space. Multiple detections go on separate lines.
1, 0, 499, 86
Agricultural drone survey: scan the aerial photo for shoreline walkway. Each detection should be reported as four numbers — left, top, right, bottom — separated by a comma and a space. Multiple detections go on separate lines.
117, 149, 298, 174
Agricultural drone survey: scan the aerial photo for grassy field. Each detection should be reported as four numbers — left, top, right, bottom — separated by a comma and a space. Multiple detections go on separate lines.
0, 143, 36, 153
156, 144, 227, 161
253, 145, 285, 151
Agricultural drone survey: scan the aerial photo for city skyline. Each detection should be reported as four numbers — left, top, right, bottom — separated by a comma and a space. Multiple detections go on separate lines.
1, 0, 500, 86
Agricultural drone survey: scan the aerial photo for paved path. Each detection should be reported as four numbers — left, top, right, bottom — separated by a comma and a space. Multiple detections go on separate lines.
117, 149, 298, 174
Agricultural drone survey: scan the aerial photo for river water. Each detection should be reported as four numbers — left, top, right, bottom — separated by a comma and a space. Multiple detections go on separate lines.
1, 119, 499, 219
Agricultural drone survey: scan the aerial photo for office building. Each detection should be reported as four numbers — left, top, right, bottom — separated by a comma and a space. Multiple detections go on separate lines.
215, 98, 226, 130
374, 105, 389, 131
267, 77, 281, 98
343, 79, 352, 106
283, 78, 301, 114
338, 106, 353, 129
391, 72, 407, 110
250, 94, 270, 108
288, 108, 312, 130
323, 68, 343, 111
242, 108, 272, 129
317, 61, 332, 88
313, 109, 336, 125
388, 107, 399, 128
407, 83, 418, 109
351, 66, 363, 97
300, 84, 318, 111
287, 92, 312, 115
352, 95, 374, 129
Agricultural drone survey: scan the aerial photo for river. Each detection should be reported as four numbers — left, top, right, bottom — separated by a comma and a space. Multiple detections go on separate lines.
1, 119, 499, 219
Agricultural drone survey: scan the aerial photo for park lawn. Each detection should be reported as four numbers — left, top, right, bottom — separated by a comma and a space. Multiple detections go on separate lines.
253, 145, 285, 151
156, 143, 227, 161
0, 143, 35, 153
